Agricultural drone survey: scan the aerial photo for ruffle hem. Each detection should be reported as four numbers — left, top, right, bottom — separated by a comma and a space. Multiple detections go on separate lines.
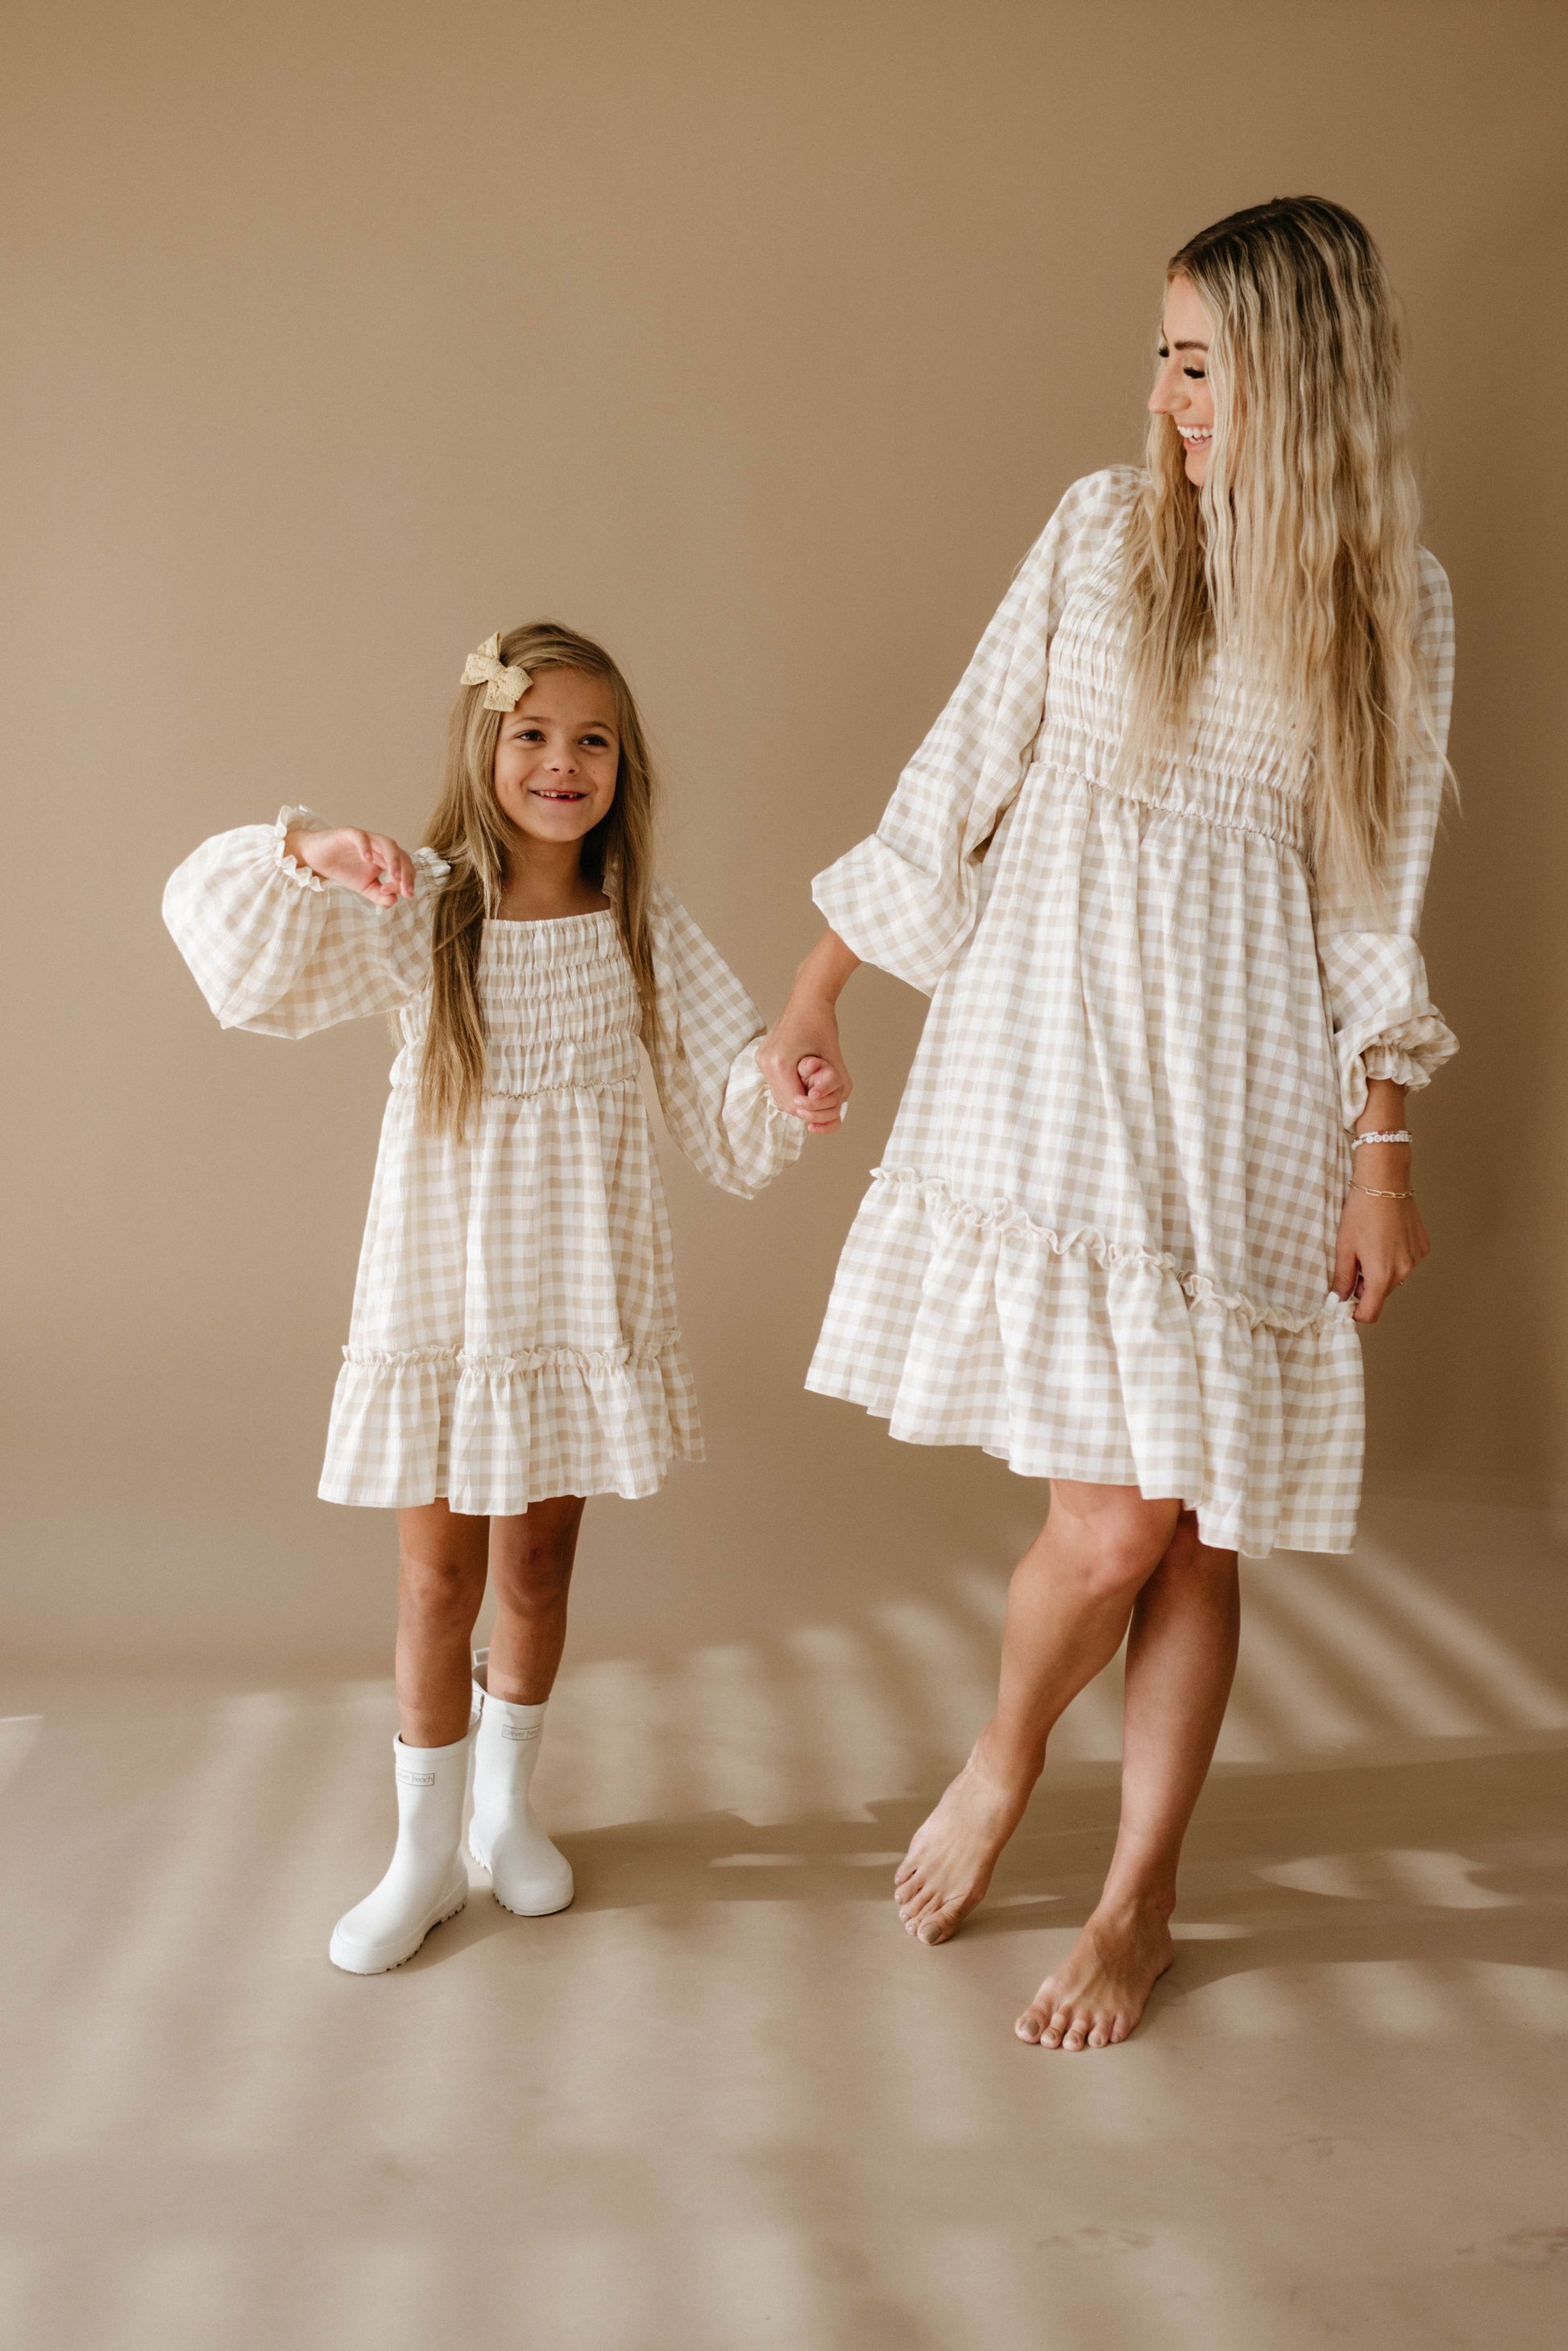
805, 1170, 1364, 1558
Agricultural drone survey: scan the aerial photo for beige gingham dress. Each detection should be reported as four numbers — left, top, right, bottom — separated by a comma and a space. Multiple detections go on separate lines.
808, 469, 1456, 1556
164, 810, 803, 1512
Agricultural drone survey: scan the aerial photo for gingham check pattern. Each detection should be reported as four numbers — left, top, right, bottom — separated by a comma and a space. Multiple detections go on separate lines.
809, 469, 1457, 1557
164, 814, 803, 1511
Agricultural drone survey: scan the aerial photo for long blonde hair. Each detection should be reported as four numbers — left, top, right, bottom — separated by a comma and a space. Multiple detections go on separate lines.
418, 621, 660, 1138
1114, 195, 1438, 909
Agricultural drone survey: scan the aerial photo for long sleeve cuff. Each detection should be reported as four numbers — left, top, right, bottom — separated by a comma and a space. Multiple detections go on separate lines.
811, 834, 980, 997
1319, 931, 1458, 1126
272, 806, 333, 891
716, 1040, 809, 1192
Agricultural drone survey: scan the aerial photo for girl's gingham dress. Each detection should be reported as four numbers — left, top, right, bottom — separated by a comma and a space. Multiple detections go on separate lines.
807, 469, 1457, 1557
164, 810, 803, 1512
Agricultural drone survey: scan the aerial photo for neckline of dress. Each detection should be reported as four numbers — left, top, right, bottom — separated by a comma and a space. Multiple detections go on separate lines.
483, 910, 616, 929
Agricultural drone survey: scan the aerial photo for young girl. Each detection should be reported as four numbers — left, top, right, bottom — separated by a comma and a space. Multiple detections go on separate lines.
761, 197, 1456, 2050
166, 622, 831, 1973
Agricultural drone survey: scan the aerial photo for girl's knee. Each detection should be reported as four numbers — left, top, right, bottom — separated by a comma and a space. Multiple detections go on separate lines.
399, 1549, 485, 1625
491, 1519, 580, 1607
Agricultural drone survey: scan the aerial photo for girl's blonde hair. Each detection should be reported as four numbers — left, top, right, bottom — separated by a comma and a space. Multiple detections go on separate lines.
1114, 194, 1439, 909
418, 621, 660, 1138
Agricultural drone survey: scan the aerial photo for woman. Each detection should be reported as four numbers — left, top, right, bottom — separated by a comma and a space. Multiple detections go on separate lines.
761, 197, 1456, 2049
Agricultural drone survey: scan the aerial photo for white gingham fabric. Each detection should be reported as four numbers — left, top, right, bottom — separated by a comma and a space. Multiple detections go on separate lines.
164, 812, 803, 1511
808, 469, 1457, 1556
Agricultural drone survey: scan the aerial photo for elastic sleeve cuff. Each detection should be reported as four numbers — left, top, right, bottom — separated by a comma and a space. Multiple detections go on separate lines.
732, 1038, 807, 1127
269, 811, 450, 897
1319, 929, 1459, 1126
722, 1039, 808, 1176
272, 806, 333, 893
1337, 1013, 1459, 1126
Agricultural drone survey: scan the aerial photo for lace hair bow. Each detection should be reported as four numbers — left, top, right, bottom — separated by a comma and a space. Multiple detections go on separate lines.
461, 632, 532, 711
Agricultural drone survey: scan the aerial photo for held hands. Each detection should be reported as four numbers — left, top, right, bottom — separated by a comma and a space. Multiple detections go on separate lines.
284, 827, 417, 909
759, 927, 862, 1138
794, 1055, 848, 1134
759, 1009, 852, 1136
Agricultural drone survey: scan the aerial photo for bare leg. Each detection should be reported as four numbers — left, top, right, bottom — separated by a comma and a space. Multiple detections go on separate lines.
1017, 1511, 1240, 2050
894, 1483, 1182, 1946
395, 1495, 588, 1742
396, 1502, 492, 1747
485, 1495, 587, 1703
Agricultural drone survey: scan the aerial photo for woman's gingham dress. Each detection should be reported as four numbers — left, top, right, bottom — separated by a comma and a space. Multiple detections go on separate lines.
808, 469, 1457, 1556
165, 811, 803, 1511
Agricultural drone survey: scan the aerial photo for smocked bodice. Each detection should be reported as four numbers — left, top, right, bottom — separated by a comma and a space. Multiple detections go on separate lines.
390, 912, 642, 1099
1034, 548, 1310, 852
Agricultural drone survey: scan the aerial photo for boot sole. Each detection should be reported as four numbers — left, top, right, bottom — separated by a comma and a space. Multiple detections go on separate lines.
468, 1834, 575, 1918
493, 1884, 575, 1918
328, 1889, 468, 1976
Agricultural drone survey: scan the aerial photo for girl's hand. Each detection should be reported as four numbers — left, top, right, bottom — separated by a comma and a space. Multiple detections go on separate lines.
760, 1001, 852, 1131
1331, 1180, 1429, 1324
760, 928, 861, 1133
284, 827, 417, 908
796, 1055, 848, 1134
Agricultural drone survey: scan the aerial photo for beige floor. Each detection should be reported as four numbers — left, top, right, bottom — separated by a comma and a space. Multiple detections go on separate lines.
4, 1493, 1567, 2349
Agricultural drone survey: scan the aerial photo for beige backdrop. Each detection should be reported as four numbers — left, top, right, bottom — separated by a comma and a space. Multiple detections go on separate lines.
2, 0, 1564, 1671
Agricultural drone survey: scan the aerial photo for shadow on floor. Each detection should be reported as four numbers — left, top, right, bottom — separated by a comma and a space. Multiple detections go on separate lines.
423, 1739, 1568, 2000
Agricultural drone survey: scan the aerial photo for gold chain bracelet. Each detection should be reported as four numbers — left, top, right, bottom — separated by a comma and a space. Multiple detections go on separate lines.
1350, 1180, 1417, 1200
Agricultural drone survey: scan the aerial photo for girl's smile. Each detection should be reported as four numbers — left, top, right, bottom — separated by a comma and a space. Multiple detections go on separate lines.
492, 670, 620, 844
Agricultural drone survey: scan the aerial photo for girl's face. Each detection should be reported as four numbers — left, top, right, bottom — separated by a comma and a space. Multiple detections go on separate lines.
1149, 272, 1216, 484
492, 667, 620, 849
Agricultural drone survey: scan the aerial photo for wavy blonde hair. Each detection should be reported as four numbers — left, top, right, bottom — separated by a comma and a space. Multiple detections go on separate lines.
417, 621, 660, 1138
1114, 194, 1440, 910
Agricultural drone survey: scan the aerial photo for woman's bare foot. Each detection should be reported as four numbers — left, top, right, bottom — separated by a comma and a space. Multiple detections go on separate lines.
1014, 1896, 1174, 2050
894, 1748, 1034, 1944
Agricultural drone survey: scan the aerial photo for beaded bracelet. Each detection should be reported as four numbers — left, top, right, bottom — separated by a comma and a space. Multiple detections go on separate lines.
1350, 1181, 1417, 1200
1352, 1129, 1412, 1148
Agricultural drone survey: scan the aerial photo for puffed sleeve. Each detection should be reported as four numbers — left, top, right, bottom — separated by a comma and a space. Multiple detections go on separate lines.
811, 468, 1135, 994
645, 885, 807, 1198
162, 806, 450, 1036
1314, 553, 1460, 1126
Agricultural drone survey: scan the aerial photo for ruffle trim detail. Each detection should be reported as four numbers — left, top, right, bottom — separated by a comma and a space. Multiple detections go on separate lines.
269, 806, 452, 895
341, 1337, 681, 1375
869, 1169, 1351, 1337
386, 1072, 638, 1103
321, 1333, 702, 1511
1318, 931, 1458, 1126
272, 806, 329, 892
1360, 1037, 1446, 1093
807, 1163, 1364, 1555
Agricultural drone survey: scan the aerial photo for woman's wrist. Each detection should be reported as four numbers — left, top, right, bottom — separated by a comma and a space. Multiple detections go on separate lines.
1348, 1138, 1413, 1200
791, 929, 860, 1010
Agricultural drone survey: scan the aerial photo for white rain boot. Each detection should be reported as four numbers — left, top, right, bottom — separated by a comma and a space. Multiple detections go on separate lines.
329, 1722, 475, 1974
469, 1648, 575, 1917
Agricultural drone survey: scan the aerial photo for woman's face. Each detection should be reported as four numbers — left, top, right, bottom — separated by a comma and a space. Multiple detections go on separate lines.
1149, 272, 1216, 484
492, 667, 620, 848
